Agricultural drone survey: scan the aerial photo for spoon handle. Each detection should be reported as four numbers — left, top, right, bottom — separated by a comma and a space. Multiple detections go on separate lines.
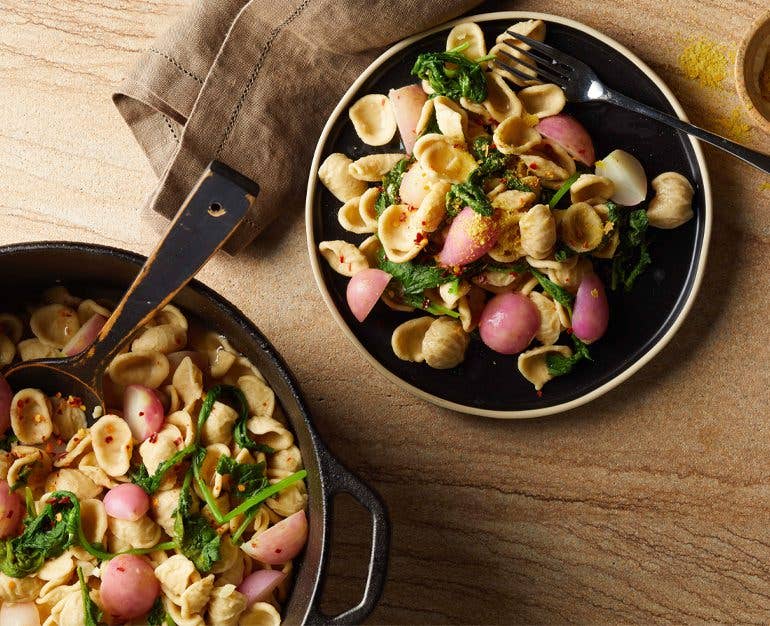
72, 161, 258, 385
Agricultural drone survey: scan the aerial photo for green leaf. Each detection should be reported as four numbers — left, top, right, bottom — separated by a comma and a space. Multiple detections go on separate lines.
78, 566, 103, 626
446, 180, 492, 217
378, 252, 455, 296
402, 292, 460, 319
548, 172, 580, 209
471, 136, 508, 177
147, 598, 165, 626
546, 335, 592, 377
375, 157, 413, 216
554, 245, 577, 263
411, 44, 490, 102
0, 433, 18, 452
215, 456, 268, 501
10, 462, 33, 492
131, 444, 196, 495
172, 473, 221, 573
504, 176, 535, 193
609, 206, 652, 292
529, 268, 575, 315
198, 385, 273, 455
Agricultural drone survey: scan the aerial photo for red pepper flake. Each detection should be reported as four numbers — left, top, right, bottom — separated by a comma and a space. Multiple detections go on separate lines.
339, 255, 345, 264
5, 510, 12, 519
530, 163, 538, 170
149, 432, 158, 444
414, 232, 425, 244
138, 411, 144, 417
536, 390, 543, 398
275, 548, 282, 554
566, 327, 574, 335
117, 566, 125, 572
105, 436, 113, 444
398, 212, 407, 223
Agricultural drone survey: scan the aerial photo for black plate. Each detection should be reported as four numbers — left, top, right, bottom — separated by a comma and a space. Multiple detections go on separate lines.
308, 14, 709, 417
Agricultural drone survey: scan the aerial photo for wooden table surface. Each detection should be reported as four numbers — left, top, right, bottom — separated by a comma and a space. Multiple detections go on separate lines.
1, 1, 769, 623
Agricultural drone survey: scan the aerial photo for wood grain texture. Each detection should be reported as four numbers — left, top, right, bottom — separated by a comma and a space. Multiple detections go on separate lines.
1, 0, 769, 623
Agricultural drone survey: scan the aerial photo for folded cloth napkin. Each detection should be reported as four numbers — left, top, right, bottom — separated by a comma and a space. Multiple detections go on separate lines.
113, 0, 483, 253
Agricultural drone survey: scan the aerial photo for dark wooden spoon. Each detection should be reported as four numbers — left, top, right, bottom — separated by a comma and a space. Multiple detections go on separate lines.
3, 161, 258, 419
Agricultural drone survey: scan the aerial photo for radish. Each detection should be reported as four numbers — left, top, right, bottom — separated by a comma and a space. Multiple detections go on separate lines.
100, 555, 160, 621
0, 374, 11, 434
438, 207, 499, 267
104, 483, 151, 521
389, 84, 428, 154
595, 149, 648, 206
537, 114, 595, 166
62, 313, 107, 357
479, 293, 540, 355
241, 510, 308, 565
346, 269, 391, 322
123, 384, 165, 442
237, 569, 287, 605
0, 480, 24, 538
571, 273, 609, 343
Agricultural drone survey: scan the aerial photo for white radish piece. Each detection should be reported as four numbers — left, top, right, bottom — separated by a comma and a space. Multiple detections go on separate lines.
61, 313, 107, 357
389, 84, 428, 155
438, 207, 499, 267
346, 269, 391, 322
537, 114, 595, 166
0, 374, 11, 433
479, 293, 540, 355
123, 384, 165, 442
100, 554, 160, 621
237, 569, 287, 605
103, 483, 151, 521
241, 509, 308, 565
0, 480, 24, 538
571, 273, 609, 344
0, 602, 40, 626
594, 149, 648, 206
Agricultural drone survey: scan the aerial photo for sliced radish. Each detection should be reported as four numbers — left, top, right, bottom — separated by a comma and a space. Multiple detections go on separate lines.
104, 483, 151, 521
347, 269, 391, 322
237, 569, 287, 605
0, 374, 11, 434
389, 84, 428, 154
62, 314, 108, 357
537, 114, 595, 166
0, 480, 24, 538
123, 384, 165, 442
241, 510, 308, 565
438, 207, 499, 267
594, 149, 648, 206
571, 273, 609, 344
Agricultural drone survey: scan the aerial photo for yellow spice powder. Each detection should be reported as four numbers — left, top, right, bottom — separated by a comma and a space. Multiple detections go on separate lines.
715, 107, 752, 143
678, 37, 729, 88
760, 181, 770, 192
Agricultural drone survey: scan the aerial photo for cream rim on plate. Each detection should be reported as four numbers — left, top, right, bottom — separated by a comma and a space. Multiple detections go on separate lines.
305, 11, 713, 419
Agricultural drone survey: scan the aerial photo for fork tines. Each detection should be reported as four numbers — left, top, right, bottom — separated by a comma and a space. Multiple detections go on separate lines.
493, 30, 571, 87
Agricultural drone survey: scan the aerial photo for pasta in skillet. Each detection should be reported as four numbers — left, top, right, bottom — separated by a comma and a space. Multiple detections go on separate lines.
0, 287, 309, 624
317, 19, 695, 392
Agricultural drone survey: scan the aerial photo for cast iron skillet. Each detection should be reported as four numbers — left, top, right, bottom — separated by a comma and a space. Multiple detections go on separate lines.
306, 12, 712, 418
0, 241, 388, 625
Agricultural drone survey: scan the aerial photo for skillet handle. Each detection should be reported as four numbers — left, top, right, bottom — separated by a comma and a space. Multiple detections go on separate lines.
305, 447, 389, 625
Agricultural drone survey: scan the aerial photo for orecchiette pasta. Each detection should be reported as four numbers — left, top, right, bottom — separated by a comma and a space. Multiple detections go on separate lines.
483, 72, 524, 121
646, 171, 694, 229
519, 203, 557, 259
446, 21, 487, 60
348, 94, 397, 147
348, 153, 406, 182
17, 338, 59, 361
30, 304, 80, 349
433, 95, 468, 144
91, 415, 133, 477
557, 202, 605, 253
421, 318, 469, 369
517, 344, 573, 390
107, 350, 170, 388
11, 388, 53, 444
570, 174, 615, 204
391, 316, 434, 362
517, 83, 567, 118
318, 152, 368, 202
378, 204, 429, 263
493, 115, 541, 155
318, 240, 369, 276
413, 133, 478, 183
207, 584, 247, 626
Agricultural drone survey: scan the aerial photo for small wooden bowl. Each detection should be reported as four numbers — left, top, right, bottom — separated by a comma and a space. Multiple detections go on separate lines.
735, 11, 770, 135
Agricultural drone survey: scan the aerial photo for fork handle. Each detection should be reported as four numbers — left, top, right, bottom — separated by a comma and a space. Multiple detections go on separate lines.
602, 88, 770, 174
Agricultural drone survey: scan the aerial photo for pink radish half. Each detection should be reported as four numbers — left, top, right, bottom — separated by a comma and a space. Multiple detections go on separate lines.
62, 313, 107, 357
537, 114, 595, 166
100, 554, 160, 621
0, 374, 11, 434
479, 293, 540, 355
389, 84, 428, 154
438, 207, 499, 267
123, 384, 165, 442
237, 569, 287, 605
0, 480, 24, 538
104, 483, 151, 521
571, 273, 609, 344
347, 269, 391, 322
241, 510, 308, 565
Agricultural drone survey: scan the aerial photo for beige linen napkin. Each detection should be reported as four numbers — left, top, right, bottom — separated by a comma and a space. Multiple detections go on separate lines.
113, 0, 483, 253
